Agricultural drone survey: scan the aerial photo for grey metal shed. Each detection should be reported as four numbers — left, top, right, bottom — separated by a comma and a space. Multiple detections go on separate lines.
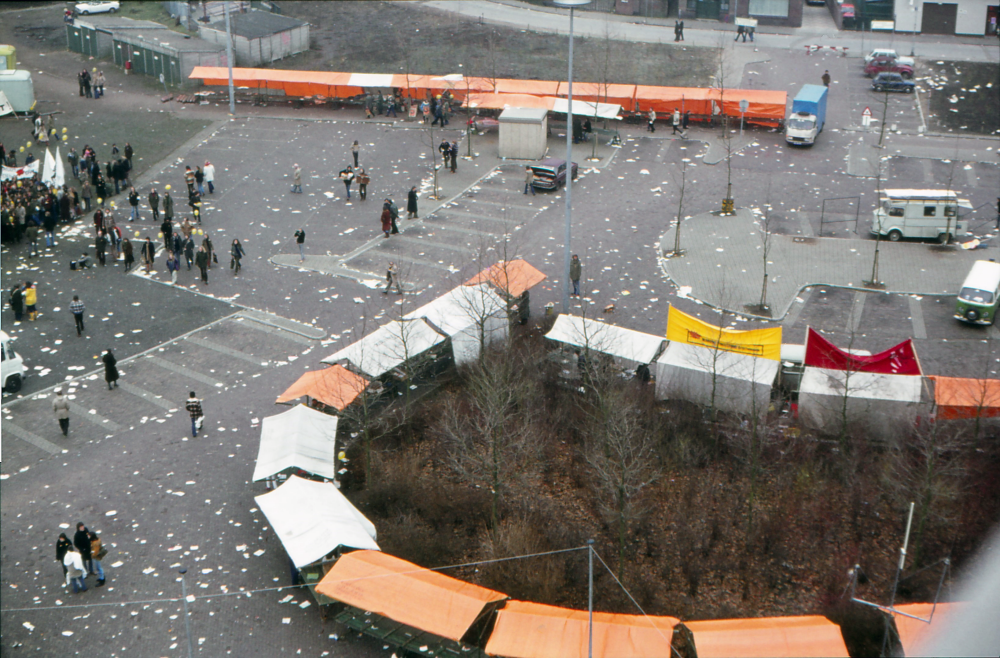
112, 31, 226, 87
498, 107, 549, 160
66, 16, 167, 59
198, 10, 309, 66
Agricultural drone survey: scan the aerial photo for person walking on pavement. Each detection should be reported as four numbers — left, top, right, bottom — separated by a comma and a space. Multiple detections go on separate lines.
67, 147, 80, 179
64, 545, 87, 593
163, 189, 174, 222
184, 166, 195, 195
9, 284, 24, 323
196, 245, 209, 284
683, 110, 691, 131
672, 109, 682, 135
140, 237, 155, 273
675, 20, 684, 41
161, 217, 173, 251
570, 254, 582, 297
357, 167, 369, 201
186, 391, 204, 437
166, 250, 179, 284
294, 229, 306, 262
351, 140, 360, 168
407, 186, 419, 218
124, 142, 133, 164
53, 388, 70, 436
449, 141, 458, 173
380, 203, 392, 238
230, 239, 245, 274
103, 349, 119, 389
195, 166, 205, 196
70, 295, 86, 336
340, 165, 354, 200
56, 533, 74, 579
748, 25, 755, 42
388, 198, 400, 234
81, 178, 92, 212
25, 281, 38, 321
122, 238, 134, 273
148, 188, 160, 223
203, 161, 215, 194
524, 166, 537, 195
74, 522, 105, 584
822, 70, 831, 87
95, 231, 107, 266
291, 164, 302, 193
128, 187, 139, 222
383, 261, 402, 295
203, 234, 215, 268
736, 24, 745, 41
184, 235, 195, 270
648, 110, 657, 133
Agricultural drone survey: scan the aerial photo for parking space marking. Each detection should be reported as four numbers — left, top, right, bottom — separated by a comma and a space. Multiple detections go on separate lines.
237, 318, 318, 346
378, 252, 454, 271
908, 296, 928, 340
118, 381, 179, 411
393, 235, 474, 254
436, 208, 517, 223
420, 220, 500, 237
67, 402, 122, 432
186, 336, 268, 366
848, 292, 867, 334
146, 356, 225, 388
470, 199, 540, 212
3, 421, 64, 455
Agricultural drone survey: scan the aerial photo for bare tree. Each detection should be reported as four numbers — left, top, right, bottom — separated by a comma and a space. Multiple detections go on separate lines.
439, 348, 538, 528
670, 156, 692, 256
757, 192, 774, 313
868, 87, 892, 286
714, 34, 736, 215
584, 384, 660, 579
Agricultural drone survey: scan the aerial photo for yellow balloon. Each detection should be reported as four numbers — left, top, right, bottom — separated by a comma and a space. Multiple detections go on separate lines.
97, 198, 103, 204
62, 127, 68, 133
26, 141, 31, 148
62, 135, 68, 141
19, 146, 24, 152
92, 67, 97, 72
50, 128, 56, 135
135, 231, 141, 237
165, 184, 171, 191
157, 232, 163, 239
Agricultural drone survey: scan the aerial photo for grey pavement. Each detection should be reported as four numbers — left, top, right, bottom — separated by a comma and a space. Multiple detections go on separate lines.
658, 206, 1000, 318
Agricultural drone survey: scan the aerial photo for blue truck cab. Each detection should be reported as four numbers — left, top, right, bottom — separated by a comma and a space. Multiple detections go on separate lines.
785, 84, 828, 146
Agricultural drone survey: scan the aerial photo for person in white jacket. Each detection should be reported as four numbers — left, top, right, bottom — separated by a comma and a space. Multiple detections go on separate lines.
64, 547, 88, 593
203, 161, 216, 194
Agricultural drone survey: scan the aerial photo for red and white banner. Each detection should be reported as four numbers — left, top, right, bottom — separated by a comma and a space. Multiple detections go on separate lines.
804, 327, 922, 376
1, 160, 41, 182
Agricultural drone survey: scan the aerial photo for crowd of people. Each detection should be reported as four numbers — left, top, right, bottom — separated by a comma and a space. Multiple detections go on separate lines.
55, 521, 106, 594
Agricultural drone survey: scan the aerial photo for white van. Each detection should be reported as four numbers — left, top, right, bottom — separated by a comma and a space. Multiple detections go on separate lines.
871, 189, 973, 243
1, 331, 25, 392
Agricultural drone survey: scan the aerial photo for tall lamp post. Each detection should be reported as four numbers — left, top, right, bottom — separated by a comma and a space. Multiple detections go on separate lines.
909, 0, 919, 57
553, 0, 591, 311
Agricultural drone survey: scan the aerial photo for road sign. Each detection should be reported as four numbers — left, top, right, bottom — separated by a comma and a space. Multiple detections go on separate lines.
862, 106, 872, 117
739, 99, 749, 113
159, 73, 165, 83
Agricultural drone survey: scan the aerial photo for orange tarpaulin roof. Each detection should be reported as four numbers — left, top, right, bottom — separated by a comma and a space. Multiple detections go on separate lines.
485, 601, 678, 658
466, 92, 555, 110
562, 82, 637, 107
315, 551, 507, 642
189, 66, 362, 98
494, 78, 561, 96
684, 616, 848, 658
275, 365, 368, 411
464, 259, 547, 298
930, 376, 1000, 420
633, 86, 714, 115
716, 89, 788, 123
892, 602, 961, 656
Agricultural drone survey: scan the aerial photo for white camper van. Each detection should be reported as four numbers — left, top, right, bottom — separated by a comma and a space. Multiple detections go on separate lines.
871, 189, 973, 243
1, 331, 25, 392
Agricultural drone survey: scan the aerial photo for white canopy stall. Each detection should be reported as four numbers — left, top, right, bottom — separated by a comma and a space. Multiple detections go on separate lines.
404, 284, 508, 365
544, 314, 666, 373
255, 475, 379, 569
321, 318, 447, 379
252, 404, 338, 482
550, 98, 622, 119
797, 367, 926, 438
655, 342, 779, 416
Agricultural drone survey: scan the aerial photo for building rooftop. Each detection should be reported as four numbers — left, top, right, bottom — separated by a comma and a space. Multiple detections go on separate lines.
112, 29, 225, 53
74, 15, 168, 31
205, 10, 306, 40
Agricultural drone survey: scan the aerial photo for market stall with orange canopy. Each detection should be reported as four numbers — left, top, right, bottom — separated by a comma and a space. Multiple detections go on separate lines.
465, 259, 547, 325
713, 89, 788, 126
633, 86, 714, 116
276, 364, 368, 412
930, 376, 1000, 420
484, 600, 679, 658
683, 616, 849, 658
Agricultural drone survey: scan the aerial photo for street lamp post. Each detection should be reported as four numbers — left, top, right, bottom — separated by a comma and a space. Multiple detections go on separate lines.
553, 0, 591, 311
909, 0, 918, 57
178, 568, 194, 658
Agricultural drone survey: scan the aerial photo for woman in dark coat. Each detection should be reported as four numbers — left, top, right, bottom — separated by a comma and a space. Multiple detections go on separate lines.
407, 186, 418, 220
230, 239, 245, 274
56, 532, 73, 577
102, 350, 119, 389
121, 237, 134, 272
380, 205, 392, 238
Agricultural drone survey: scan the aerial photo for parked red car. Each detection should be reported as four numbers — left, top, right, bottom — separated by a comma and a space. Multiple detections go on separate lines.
864, 57, 913, 79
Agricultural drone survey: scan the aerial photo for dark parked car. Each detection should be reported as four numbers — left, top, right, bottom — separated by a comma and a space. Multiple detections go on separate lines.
871, 72, 916, 93
864, 57, 913, 78
529, 158, 579, 190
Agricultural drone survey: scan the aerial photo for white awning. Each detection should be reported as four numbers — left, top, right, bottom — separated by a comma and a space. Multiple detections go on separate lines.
348, 73, 394, 87
321, 319, 446, 378
799, 367, 922, 402
404, 284, 507, 337
255, 475, 379, 569
545, 314, 665, 367
550, 97, 622, 119
252, 404, 338, 482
